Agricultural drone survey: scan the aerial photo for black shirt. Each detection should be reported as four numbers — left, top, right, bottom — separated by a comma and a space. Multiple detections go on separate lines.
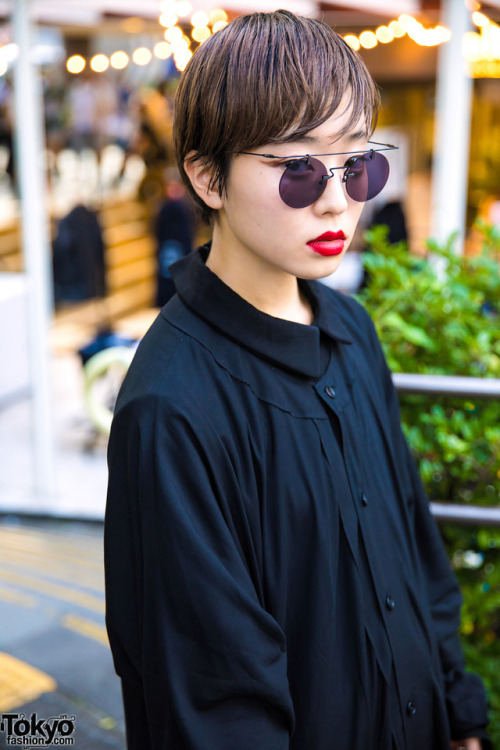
104, 245, 490, 750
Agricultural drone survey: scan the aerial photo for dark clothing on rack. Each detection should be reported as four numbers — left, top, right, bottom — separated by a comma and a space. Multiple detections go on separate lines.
371, 200, 408, 245
105, 245, 490, 750
52, 204, 106, 303
154, 198, 193, 307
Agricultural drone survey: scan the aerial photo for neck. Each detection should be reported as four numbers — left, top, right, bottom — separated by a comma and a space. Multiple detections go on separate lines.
206, 229, 313, 325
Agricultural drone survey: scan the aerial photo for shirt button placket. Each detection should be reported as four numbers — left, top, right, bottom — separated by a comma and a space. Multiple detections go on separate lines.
406, 700, 416, 717
324, 385, 336, 399
385, 595, 395, 611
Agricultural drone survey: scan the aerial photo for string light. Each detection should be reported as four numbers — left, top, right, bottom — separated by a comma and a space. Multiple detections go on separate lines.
110, 51, 129, 70
472, 11, 489, 26
154, 41, 172, 59
70, 5, 500, 76
173, 48, 192, 71
174, 1, 192, 17
209, 9, 228, 24
463, 10, 500, 77
344, 12, 450, 51
388, 20, 405, 38
62, 2, 229, 76
192, 26, 211, 42
359, 31, 378, 49
159, 11, 178, 27
191, 11, 209, 27
66, 54, 86, 74
376, 26, 394, 44
90, 53, 109, 73
164, 26, 183, 44
212, 20, 228, 33
132, 47, 153, 66
171, 37, 190, 51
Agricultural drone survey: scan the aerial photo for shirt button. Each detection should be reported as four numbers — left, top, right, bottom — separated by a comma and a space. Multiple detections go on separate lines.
385, 595, 395, 611
406, 700, 416, 717
361, 493, 368, 506
325, 385, 336, 399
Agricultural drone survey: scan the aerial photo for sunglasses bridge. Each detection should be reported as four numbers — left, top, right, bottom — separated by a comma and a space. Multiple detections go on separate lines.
316, 150, 376, 186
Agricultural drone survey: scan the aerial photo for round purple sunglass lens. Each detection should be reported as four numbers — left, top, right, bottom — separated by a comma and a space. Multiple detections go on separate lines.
345, 151, 390, 202
278, 157, 327, 209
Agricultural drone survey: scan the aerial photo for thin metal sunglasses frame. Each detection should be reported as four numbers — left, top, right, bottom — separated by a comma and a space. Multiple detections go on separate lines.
239, 140, 398, 168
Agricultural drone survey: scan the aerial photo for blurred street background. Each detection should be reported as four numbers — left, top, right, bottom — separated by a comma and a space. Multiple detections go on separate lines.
1, 0, 500, 747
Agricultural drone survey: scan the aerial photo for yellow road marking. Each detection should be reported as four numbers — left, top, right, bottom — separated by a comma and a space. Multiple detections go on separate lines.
0, 585, 37, 608
0, 568, 105, 614
62, 614, 109, 647
0, 551, 104, 593
0, 533, 104, 571
0, 652, 56, 713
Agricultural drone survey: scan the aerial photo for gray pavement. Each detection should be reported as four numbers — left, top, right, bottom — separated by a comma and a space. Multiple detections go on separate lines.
0, 517, 126, 749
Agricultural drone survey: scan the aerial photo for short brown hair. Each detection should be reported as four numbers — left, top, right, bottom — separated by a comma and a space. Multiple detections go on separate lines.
174, 10, 381, 224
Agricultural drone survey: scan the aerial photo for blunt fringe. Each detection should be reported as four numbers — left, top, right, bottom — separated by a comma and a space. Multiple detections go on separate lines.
174, 9, 381, 224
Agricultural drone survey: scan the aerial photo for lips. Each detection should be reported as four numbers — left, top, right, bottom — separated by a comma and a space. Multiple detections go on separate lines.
310, 231, 346, 242
307, 230, 346, 256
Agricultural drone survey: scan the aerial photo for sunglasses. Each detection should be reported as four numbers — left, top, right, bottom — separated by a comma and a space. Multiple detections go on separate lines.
239, 141, 398, 209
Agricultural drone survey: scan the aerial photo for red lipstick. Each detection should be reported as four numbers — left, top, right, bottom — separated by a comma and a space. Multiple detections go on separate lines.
307, 230, 346, 257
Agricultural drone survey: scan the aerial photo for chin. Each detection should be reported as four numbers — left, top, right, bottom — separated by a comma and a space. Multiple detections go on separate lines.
299, 257, 344, 281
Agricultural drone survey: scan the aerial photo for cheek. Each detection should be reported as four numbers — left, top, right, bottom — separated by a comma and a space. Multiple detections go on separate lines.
229, 169, 282, 223
346, 200, 365, 229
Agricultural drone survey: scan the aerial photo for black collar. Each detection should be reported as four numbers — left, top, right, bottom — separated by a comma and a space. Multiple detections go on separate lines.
168, 245, 353, 378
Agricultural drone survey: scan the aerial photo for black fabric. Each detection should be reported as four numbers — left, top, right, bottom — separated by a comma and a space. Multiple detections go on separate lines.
154, 198, 193, 307
105, 246, 491, 750
52, 204, 106, 302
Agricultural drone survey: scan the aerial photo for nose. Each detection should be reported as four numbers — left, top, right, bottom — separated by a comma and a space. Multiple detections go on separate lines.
313, 168, 349, 215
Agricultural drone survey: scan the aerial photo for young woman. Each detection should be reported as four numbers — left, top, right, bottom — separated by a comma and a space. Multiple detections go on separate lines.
105, 11, 490, 750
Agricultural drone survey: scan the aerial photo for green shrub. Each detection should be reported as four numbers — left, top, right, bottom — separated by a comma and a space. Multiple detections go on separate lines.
357, 221, 500, 745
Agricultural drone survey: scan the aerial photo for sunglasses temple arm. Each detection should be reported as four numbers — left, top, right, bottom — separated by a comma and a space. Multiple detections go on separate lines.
369, 140, 399, 150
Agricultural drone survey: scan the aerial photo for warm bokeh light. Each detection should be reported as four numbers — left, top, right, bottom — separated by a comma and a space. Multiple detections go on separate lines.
343, 34, 360, 51
90, 54, 110, 73
66, 54, 86, 74
376, 26, 394, 44
120, 17, 146, 34
0, 58, 7, 77
174, 1, 192, 18
191, 11, 209, 27
132, 47, 153, 66
192, 26, 211, 42
398, 14, 421, 34
470, 60, 500, 77
212, 20, 228, 33
171, 37, 190, 51
388, 20, 406, 38
359, 31, 378, 49
165, 26, 184, 43
472, 11, 490, 28
174, 49, 192, 71
209, 9, 228, 25
110, 51, 129, 70
154, 41, 172, 59
463, 30, 484, 61
159, 11, 178, 28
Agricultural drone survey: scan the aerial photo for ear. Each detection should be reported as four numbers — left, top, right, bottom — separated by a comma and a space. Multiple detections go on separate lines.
183, 151, 224, 211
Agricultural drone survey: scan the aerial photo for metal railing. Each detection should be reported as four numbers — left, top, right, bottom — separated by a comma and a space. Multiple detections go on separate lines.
392, 373, 500, 528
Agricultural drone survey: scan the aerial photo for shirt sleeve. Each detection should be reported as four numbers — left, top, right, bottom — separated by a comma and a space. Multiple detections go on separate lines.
360, 306, 491, 748
105, 393, 295, 750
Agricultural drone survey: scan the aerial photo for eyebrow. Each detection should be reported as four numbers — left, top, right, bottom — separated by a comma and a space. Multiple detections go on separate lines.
281, 128, 371, 147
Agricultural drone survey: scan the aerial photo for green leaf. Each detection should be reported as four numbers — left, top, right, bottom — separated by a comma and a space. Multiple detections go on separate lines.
382, 312, 438, 351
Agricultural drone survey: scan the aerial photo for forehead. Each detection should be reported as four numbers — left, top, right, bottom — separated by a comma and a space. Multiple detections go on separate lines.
272, 102, 371, 150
